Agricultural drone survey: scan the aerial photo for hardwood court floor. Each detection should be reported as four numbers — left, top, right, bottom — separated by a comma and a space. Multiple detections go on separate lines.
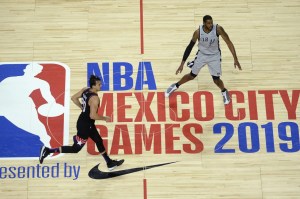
0, 0, 299, 198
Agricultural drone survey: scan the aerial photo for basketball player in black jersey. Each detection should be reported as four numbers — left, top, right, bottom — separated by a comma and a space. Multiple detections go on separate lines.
39, 75, 124, 171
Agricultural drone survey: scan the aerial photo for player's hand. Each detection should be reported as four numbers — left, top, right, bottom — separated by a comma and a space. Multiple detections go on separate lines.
176, 64, 184, 75
234, 60, 242, 70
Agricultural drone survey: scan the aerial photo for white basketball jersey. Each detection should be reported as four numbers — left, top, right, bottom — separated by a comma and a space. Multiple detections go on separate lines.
198, 24, 220, 55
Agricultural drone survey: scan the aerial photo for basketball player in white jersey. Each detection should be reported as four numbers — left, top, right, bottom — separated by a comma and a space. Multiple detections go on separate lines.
165, 15, 242, 104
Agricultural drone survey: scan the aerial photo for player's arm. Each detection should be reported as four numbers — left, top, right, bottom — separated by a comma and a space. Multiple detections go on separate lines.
71, 87, 87, 110
176, 29, 199, 75
217, 25, 242, 70
89, 96, 110, 122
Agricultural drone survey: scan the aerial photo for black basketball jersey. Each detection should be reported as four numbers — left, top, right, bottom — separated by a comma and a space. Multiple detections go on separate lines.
78, 88, 98, 124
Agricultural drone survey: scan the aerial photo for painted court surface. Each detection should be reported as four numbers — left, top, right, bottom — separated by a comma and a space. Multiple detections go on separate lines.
0, 0, 299, 198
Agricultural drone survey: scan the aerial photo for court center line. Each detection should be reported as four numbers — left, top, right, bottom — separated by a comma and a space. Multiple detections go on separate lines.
140, 0, 144, 54
144, 178, 148, 199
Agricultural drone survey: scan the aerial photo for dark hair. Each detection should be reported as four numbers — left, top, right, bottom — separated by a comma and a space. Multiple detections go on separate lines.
89, 75, 101, 87
203, 15, 213, 23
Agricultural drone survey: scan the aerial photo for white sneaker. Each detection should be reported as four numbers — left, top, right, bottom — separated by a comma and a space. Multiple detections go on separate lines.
221, 90, 231, 105
165, 83, 178, 97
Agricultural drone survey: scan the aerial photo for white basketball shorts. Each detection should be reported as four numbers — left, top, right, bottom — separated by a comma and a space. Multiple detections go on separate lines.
190, 51, 222, 77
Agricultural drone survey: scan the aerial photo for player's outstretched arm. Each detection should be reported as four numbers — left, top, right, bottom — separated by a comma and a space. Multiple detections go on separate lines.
176, 29, 199, 75
218, 25, 242, 70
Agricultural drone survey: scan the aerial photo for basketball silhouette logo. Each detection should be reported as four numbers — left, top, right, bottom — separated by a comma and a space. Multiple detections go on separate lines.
0, 62, 70, 159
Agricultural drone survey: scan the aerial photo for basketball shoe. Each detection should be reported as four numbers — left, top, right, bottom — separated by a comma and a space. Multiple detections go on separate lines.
107, 159, 125, 171
165, 83, 178, 97
221, 89, 231, 105
39, 146, 50, 164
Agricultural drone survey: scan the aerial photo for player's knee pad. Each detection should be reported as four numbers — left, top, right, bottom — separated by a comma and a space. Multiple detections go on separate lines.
189, 71, 197, 79
212, 75, 220, 80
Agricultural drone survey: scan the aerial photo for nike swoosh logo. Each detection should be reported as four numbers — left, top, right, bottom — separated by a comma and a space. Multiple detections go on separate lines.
88, 161, 177, 179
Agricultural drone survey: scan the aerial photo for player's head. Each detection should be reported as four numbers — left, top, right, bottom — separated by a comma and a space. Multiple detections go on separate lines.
203, 15, 213, 30
24, 63, 43, 77
89, 75, 102, 91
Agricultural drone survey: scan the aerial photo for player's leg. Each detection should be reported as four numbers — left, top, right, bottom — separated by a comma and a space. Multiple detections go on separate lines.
176, 72, 197, 87
39, 135, 86, 164
39, 120, 89, 164
212, 76, 225, 90
61, 135, 87, 153
89, 125, 124, 171
207, 54, 230, 105
165, 72, 196, 97
212, 76, 230, 104
165, 52, 204, 97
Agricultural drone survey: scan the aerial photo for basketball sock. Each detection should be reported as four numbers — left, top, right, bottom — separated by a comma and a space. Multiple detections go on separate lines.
49, 148, 60, 153
222, 88, 227, 92
175, 83, 180, 88
102, 152, 112, 163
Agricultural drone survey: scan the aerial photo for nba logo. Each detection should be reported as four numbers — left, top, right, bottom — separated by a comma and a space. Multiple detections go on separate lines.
0, 62, 70, 159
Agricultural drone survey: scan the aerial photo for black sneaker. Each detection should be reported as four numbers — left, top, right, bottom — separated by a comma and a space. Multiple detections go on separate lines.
107, 159, 125, 171
39, 146, 50, 164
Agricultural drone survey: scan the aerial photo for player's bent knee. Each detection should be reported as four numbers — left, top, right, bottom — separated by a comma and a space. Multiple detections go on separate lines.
189, 72, 197, 79
73, 145, 83, 153
212, 75, 220, 80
